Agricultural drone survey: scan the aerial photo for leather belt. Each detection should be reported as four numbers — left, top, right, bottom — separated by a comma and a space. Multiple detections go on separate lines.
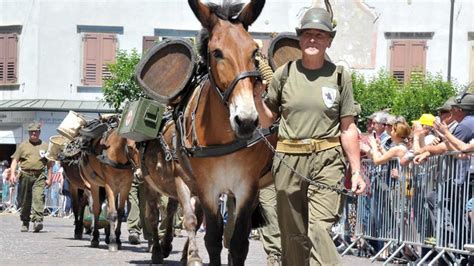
276, 137, 341, 154
21, 169, 44, 175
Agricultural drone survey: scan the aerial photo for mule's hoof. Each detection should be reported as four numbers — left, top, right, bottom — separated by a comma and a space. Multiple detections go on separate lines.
146, 239, 154, 253
105, 237, 110, 244
74, 233, 83, 240
108, 243, 118, 252
161, 243, 173, 258
90, 240, 99, 248
151, 253, 164, 264
187, 258, 203, 266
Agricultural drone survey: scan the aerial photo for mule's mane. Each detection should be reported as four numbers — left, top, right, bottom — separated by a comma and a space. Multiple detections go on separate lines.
197, 0, 246, 66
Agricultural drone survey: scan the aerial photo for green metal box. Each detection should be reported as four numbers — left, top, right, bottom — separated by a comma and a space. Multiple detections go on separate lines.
117, 98, 165, 142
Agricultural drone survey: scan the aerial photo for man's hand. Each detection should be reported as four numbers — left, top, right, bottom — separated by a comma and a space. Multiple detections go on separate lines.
45, 178, 52, 188
414, 151, 430, 164
434, 121, 448, 136
351, 172, 366, 195
253, 80, 267, 101
412, 122, 425, 137
9, 171, 17, 185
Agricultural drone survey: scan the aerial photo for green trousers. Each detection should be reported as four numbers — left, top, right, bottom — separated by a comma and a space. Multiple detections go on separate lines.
258, 184, 282, 258
19, 172, 46, 223
272, 146, 345, 266
127, 176, 151, 240
158, 195, 182, 238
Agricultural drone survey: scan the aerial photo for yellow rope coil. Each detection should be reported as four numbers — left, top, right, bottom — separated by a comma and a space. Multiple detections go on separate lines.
256, 52, 274, 85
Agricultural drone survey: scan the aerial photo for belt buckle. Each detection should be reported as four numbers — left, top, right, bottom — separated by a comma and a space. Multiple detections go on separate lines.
311, 140, 319, 151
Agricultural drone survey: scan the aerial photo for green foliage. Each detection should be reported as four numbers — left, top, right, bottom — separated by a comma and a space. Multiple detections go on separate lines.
102, 49, 147, 112
353, 70, 458, 131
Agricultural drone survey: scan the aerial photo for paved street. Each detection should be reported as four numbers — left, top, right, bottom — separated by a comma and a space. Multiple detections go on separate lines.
0, 212, 379, 265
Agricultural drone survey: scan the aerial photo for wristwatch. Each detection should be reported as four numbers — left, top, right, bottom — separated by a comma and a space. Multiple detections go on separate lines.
351, 170, 361, 177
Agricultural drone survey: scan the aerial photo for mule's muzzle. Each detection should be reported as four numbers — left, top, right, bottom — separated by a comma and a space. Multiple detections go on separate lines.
234, 116, 259, 140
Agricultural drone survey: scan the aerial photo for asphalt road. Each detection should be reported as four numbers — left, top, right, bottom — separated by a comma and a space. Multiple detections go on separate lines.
0, 212, 380, 265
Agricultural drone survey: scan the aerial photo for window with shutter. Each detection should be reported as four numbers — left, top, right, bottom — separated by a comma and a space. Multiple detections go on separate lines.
142, 36, 158, 55
82, 33, 116, 86
0, 33, 18, 84
390, 40, 427, 84
101, 34, 116, 82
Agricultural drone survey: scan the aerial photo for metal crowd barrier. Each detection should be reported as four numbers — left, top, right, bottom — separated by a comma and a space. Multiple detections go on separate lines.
1, 182, 19, 213
44, 182, 66, 217
339, 152, 474, 265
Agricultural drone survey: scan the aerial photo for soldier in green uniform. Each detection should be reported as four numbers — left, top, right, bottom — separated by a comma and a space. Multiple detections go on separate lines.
126, 175, 149, 244
9, 122, 52, 233
254, 7, 366, 265
257, 184, 282, 265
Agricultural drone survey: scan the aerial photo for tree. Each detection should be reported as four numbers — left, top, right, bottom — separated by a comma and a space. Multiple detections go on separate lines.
353, 70, 459, 131
102, 49, 147, 112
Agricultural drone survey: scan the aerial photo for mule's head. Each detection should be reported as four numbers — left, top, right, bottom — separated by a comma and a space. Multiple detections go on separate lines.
190, 0, 265, 140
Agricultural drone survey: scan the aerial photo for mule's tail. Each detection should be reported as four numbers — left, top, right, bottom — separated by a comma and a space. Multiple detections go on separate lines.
251, 202, 268, 229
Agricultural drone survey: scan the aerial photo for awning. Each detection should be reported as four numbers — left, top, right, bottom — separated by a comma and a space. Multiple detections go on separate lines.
0, 127, 22, 144
0, 99, 115, 113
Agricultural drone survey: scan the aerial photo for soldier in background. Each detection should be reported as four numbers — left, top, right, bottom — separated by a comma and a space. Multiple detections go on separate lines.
257, 185, 282, 265
127, 175, 150, 244
9, 122, 52, 232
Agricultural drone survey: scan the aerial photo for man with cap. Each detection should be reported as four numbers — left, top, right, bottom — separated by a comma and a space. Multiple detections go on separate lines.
9, 121, 52, 232
254, 6, 366, 265
438, 96, 458, 133
415, 93, 474, 162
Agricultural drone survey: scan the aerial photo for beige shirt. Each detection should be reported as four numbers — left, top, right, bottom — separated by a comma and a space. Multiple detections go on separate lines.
265, 59, 355, 140
11, 140, 49, 170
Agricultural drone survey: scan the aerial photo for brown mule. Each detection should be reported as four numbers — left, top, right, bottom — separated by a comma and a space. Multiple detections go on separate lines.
140, 1, 275, 264
62, 163, 91, 240
141, 120, 204, 265
163, 0, 275, 265
79, 125, 138, 252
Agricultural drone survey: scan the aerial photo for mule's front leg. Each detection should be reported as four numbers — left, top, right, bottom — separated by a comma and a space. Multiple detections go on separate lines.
175, 176, 203, 266
228, 209, 252, 266
204, 209, 224, 266
104, 185, 119, 252
90, 187, 101, 248
143, 185, 163, 264
228, 189, 257, 266
70, 188, 82, 239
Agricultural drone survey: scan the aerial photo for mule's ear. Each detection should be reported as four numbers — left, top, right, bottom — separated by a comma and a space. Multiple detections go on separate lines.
238, 0, 265, 28
188, 0, 217, 29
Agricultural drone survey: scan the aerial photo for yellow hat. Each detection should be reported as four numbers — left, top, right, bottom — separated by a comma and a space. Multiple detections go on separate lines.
411, 114, 436, 127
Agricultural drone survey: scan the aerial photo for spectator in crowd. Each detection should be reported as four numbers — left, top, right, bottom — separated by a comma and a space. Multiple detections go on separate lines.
1, 160, 16, 211
372, 111, 388, 140
365, 121, 412, 166
438, 97, 458, 133
48, 161, 63, 216
414, 92, 474, 163
433, 120, 474, 152
411, 114, 437, 154
9, 122, 52, 232
366, 113, 375, 133
380, 114, 397, 150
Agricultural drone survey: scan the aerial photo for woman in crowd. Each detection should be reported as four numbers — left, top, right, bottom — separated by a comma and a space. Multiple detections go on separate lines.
365, 121, 412, 165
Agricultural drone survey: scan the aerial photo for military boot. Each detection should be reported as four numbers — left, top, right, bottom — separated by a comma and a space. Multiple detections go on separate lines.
267, 255, 281, 266
33, 222, 43, 233
21, 221, 29, 232
128, 232, 140, 245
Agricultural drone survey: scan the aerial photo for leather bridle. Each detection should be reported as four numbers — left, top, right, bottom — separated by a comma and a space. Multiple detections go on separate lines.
206, 51, 261, 105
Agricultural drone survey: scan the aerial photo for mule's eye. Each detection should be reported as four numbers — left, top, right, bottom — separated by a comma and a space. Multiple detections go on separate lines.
212, 49, 223, 59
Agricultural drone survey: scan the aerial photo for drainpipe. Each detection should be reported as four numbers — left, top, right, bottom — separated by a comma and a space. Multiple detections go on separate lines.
447, 0, 455, 82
